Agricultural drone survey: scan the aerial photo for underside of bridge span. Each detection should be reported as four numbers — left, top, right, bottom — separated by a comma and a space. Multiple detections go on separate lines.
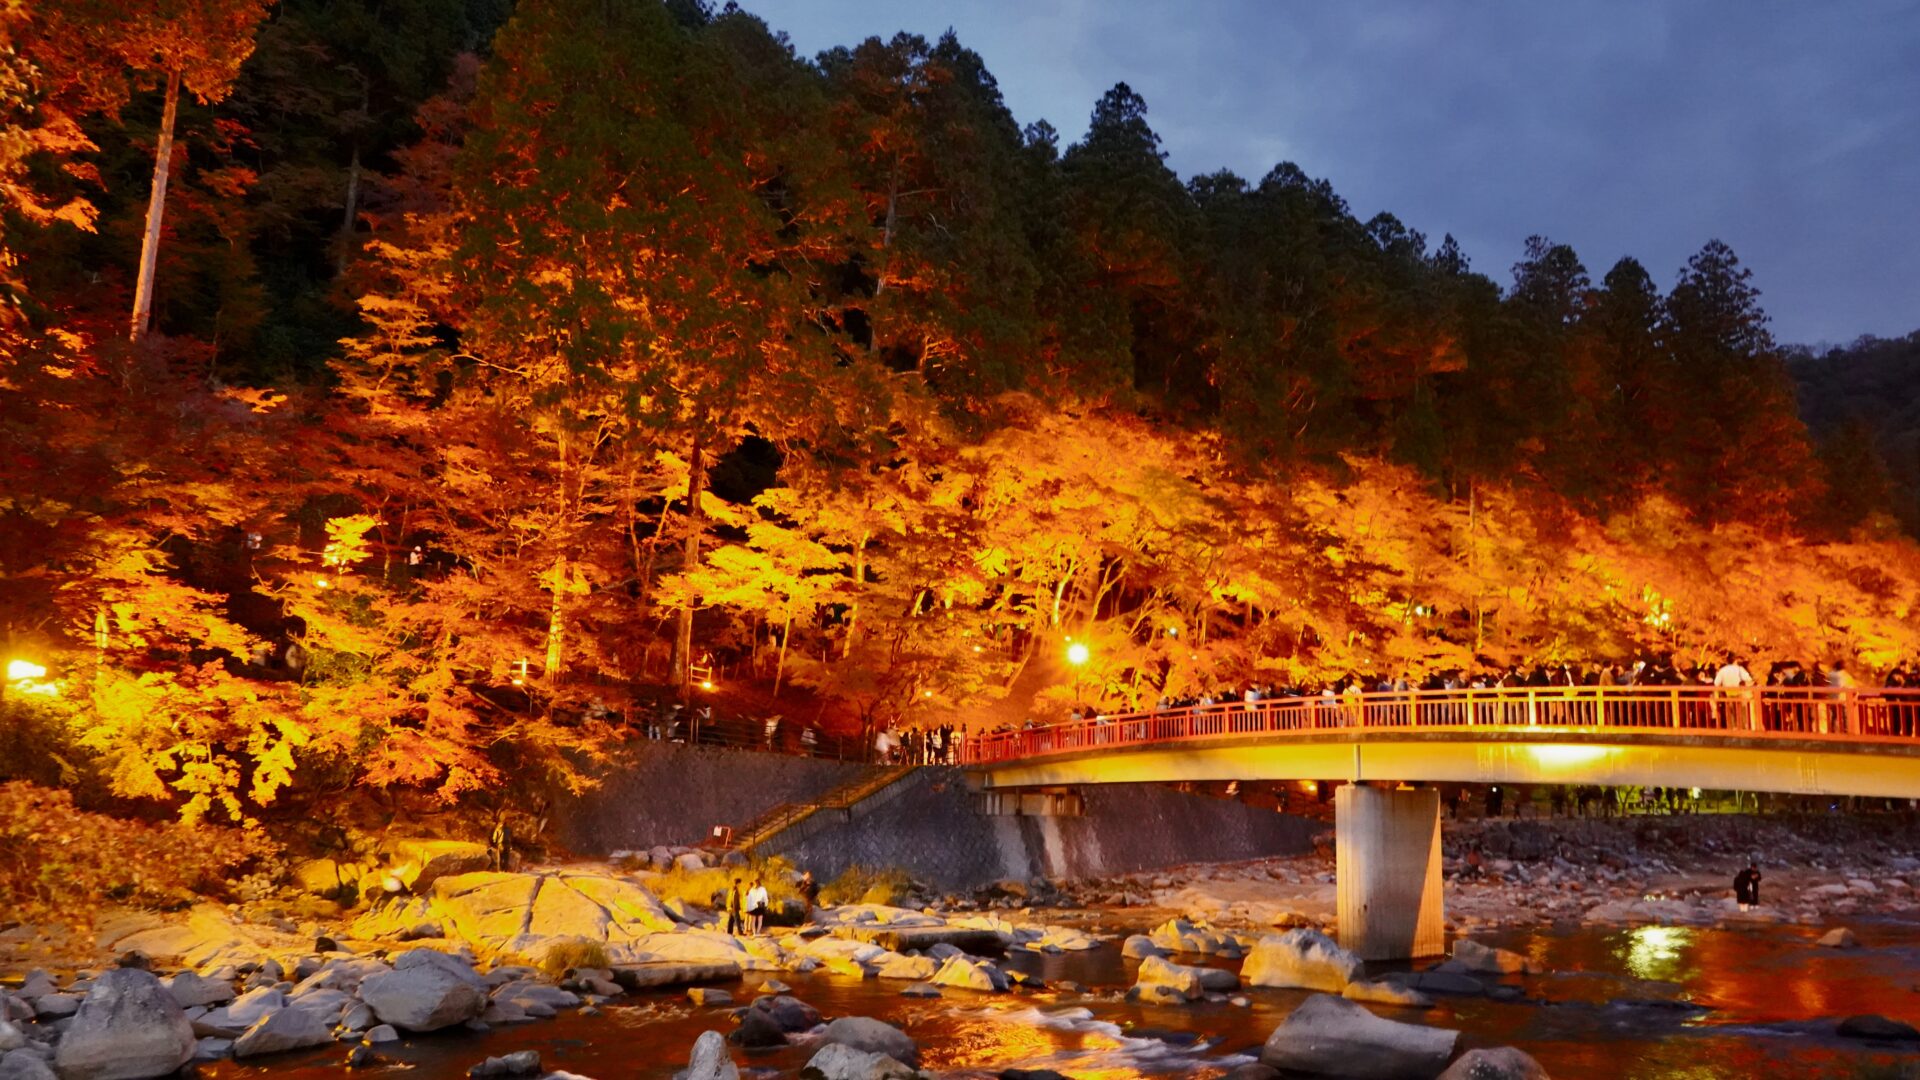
967, 729, 1920, 800
967, 730, 1920, 961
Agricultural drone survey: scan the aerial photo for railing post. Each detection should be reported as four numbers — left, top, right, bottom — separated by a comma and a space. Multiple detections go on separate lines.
1748, 688, 1764, 733
1670, 690, 1681, 730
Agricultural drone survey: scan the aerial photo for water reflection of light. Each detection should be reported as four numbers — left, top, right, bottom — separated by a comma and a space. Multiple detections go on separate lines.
1620, 924, 1693, 982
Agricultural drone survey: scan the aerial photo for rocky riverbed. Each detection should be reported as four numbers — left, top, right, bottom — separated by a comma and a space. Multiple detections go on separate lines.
1051, 812, 1920, 936
4, 814, 1920, 1080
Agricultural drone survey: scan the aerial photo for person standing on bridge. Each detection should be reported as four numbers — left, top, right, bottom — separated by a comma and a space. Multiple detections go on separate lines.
1714, 654, 1754, 729
1734, 861, 1762, 910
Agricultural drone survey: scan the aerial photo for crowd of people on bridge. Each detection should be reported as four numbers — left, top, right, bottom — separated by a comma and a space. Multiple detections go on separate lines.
983, 652, 1920, 745
1146, 654, 1919, 708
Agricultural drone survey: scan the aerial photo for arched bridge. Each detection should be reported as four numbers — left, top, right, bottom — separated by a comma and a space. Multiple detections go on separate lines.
961, 685, 1920, 799
960, 685, 1920, 962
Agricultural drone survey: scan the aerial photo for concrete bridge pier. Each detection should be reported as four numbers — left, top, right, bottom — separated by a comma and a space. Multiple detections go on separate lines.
1335, 785, 1445, 961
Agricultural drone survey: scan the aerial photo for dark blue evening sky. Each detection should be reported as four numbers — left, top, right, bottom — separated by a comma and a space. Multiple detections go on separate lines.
747, 1, 1919, 347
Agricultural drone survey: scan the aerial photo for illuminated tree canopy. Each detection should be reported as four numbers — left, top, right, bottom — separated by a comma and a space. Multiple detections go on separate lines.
0, 0, 1916, 825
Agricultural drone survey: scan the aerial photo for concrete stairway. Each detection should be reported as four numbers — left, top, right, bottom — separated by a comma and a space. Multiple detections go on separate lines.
729, 764, 918, 853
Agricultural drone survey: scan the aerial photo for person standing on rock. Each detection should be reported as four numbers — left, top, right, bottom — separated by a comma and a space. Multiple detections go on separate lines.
1734, 861, 1762, 910
488, 816, 513, 872
745, 875, 770, 935
799, 870, 820, 922
725, 876, 746, 935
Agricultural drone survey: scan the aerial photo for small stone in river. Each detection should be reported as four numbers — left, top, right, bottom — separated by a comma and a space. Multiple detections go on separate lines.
1836, 1015, 1920, 1041
1815, 928, 1859, 949
468, 1050, 542, 1077
365, 1025, 399, 1043
1437, 1046, 1551, 1079
345, 1045, 379, 1069
687, 988, 732, 1007
758, 981, 790, 995
899, 983, 940, 999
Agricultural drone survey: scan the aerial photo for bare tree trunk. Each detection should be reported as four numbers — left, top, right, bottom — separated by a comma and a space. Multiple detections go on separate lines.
842, 530, 869, 658
336, 143, 361, 275
130, 68, 182, 341
546, 562, 566, 677
774, 610, 793, 695
670, 437, 705, 700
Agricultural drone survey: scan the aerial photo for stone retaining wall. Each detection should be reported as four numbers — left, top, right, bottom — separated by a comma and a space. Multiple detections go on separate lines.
766, 768, 1319, 889
560, 746, 1320, 889
556, 740, 872, 852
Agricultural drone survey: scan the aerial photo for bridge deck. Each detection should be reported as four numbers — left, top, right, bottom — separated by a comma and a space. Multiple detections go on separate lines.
962, 686, 1920, 797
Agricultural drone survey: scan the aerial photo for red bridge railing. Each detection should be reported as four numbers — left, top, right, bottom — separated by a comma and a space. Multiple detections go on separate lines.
960, 685, 1920, 764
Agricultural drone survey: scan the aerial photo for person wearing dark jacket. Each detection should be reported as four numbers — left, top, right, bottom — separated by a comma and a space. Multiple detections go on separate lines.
725, 877, 745, 935
1734, 862, 1762, 910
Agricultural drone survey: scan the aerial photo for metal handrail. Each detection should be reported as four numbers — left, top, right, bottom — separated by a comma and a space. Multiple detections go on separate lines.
959, 685, 1920, 764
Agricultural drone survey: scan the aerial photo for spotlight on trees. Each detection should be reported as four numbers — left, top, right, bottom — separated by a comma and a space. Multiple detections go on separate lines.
1067, 642, 1090, 666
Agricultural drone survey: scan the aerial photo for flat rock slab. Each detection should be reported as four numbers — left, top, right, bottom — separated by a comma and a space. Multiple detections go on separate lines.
848, 927, 1008, 955
610, 963, 741, 990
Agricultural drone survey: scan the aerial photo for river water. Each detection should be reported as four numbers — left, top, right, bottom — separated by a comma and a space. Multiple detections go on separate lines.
207, 917, 1920, 1080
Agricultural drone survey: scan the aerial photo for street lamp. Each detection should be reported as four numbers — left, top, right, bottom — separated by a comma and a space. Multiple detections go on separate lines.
4, 658, 56, 699
1067, 641, 1090, 709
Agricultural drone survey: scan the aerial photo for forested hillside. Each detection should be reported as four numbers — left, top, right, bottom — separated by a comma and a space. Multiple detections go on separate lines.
1, 0, 1916, 828
1790, 333, 1920, 535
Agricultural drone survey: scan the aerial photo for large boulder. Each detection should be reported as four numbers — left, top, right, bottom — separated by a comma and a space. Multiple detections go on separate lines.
801, 1043, 917, 1080
288, 958, 392, 996
1147, 918, 1230, 955
748, 995, 822, 1034
392, 948, 486, 989
1436, 1047, 1550, 1080
1260, 994, 1459, 1079
231, 1008, 333, 1059
193, 988, 285, 1037
52, 968, 196, 1080
1131, 957, 1203, 1002
380, 838, 491, 893
873, 954, 938, 982
162, 972, 233, 1009
357, 965, 485, 1032
5, 1049, 59, 1080
799, 937, 888, 978
1243, 930, 1362, 993
727, 1010, 788, 1049
1343, 981, 1433, 1009
820, 1018, 918, 1066
1450, 940, 1535, 975
684, 1031, 739, 1080
930, 957, 1006, 993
